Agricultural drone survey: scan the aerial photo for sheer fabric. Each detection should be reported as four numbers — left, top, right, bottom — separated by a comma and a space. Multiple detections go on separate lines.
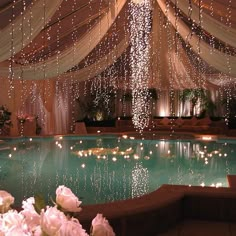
151, 1, 207, 90
0, 0, 128, 80
169, 0, 236, 48
63, 37, 129, 82
157, 0, 236, 77
0, 0, 63, 62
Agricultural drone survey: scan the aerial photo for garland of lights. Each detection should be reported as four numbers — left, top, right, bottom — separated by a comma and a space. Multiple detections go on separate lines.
130, 0, 152, 132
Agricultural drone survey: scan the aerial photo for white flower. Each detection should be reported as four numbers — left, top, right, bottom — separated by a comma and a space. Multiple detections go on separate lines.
20, 197, 40, 232
56, 185, 82, 213
40, 206, 67, 236
0, 210, 29, 235
33, 225, 43, 236
4, 225, 31, 236
1, 210, 24, 230
0, 190, 14, 213
56, 217, 88, 236
91, 214, 115, 236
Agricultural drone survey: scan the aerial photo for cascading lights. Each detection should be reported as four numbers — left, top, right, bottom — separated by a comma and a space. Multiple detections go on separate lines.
129, 0, 152, 132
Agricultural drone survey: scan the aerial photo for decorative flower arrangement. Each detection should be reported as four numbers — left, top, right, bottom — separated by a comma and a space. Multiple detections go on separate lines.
0, 186, 115, 236
17, 114, 36, 123
0, 105, 11, 128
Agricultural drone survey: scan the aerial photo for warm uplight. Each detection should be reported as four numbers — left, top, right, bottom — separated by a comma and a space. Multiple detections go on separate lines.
202, 136, 212, 140
132, 0, 144, 4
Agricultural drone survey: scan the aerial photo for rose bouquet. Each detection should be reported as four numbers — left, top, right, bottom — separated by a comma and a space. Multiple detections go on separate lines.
0, 186, 115, 236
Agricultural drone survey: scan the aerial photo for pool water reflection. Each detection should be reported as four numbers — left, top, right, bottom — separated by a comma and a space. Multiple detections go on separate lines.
0, 135, 236, 206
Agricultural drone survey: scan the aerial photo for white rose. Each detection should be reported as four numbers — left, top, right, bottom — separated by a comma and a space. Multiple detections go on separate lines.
33, 225, 43, 236
20, 197, 40, 232
40, 206, 67, 236
91, 214, 115, 236
1, 210, 29, 235
0, 190, 14, 213
56, 185, 82, 213
4, 225, 31, 236
2, 210, 25, 230
56, 217, 89, 236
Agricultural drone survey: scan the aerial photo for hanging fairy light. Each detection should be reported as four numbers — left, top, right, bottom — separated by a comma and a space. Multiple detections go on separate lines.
129, 0, 152, 132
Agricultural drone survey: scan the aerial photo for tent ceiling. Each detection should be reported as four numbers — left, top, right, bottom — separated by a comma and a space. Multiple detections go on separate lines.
0, 0, 235, 88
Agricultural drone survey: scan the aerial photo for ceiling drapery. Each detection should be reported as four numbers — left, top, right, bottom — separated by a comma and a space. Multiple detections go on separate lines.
0, 0, 63, 62
0, 0, 235, 86
0, 0, 127, 80
151, 0, 201, 90
169, 0, 236, 48
63, 37, 129, 82
156, 0, 236, 77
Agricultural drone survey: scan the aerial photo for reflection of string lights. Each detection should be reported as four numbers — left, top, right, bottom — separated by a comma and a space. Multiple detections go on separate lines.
72, 147, 134, 158
132, 162, 149, 198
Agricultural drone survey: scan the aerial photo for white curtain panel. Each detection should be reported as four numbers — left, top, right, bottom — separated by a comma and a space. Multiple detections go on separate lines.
0, 0, 63, 62
157, 0, 236, 77
0, 0, 127, 80
169, 0, 236, 48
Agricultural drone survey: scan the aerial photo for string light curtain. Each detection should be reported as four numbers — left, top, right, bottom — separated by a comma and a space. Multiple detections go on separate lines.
0, 0, 128, 80
151, 0, 202, 90
169, 0, 236, 48
0, 0, 63, 62
157, 0, 236, 77
63, 37, 129, 82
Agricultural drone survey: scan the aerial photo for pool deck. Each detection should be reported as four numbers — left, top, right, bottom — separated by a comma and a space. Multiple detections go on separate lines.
79, 184, 236, 236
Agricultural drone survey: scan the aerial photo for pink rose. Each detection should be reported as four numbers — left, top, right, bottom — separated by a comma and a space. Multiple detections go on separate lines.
91, 214, 115, 236
56, 185, 82, 213
20, 197, 40, 232
57, 217, 88, 236
40, 206, 67, 235
0, 210, 29, 235
0, 191, 14, 213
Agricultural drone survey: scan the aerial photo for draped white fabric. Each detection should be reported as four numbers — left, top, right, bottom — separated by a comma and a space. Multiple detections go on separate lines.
0, 0, 63, 62
169, 0, 236, 48
151, 1, 202, 90
157, 0, 236, 77
63, 37, 129, 82
0, 0, 127, 80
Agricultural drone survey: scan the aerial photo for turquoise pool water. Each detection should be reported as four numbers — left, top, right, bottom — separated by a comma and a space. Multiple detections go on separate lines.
0, 135, 236, 206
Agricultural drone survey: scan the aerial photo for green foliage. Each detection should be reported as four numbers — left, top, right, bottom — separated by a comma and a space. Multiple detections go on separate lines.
148, 88, 158, 100
78, 88, 116, 121
122, 92, 132, 101
222, 95, 236, 117
0, 105, 11, 128
34, 194, 46, 214
180, 88, 216, 117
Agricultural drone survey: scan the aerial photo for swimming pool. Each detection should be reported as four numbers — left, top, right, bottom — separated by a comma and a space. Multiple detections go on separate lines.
0, 134, 236, 206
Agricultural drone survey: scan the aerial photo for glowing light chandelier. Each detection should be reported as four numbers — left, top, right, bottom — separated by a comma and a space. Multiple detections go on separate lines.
130, 0, 152, 132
